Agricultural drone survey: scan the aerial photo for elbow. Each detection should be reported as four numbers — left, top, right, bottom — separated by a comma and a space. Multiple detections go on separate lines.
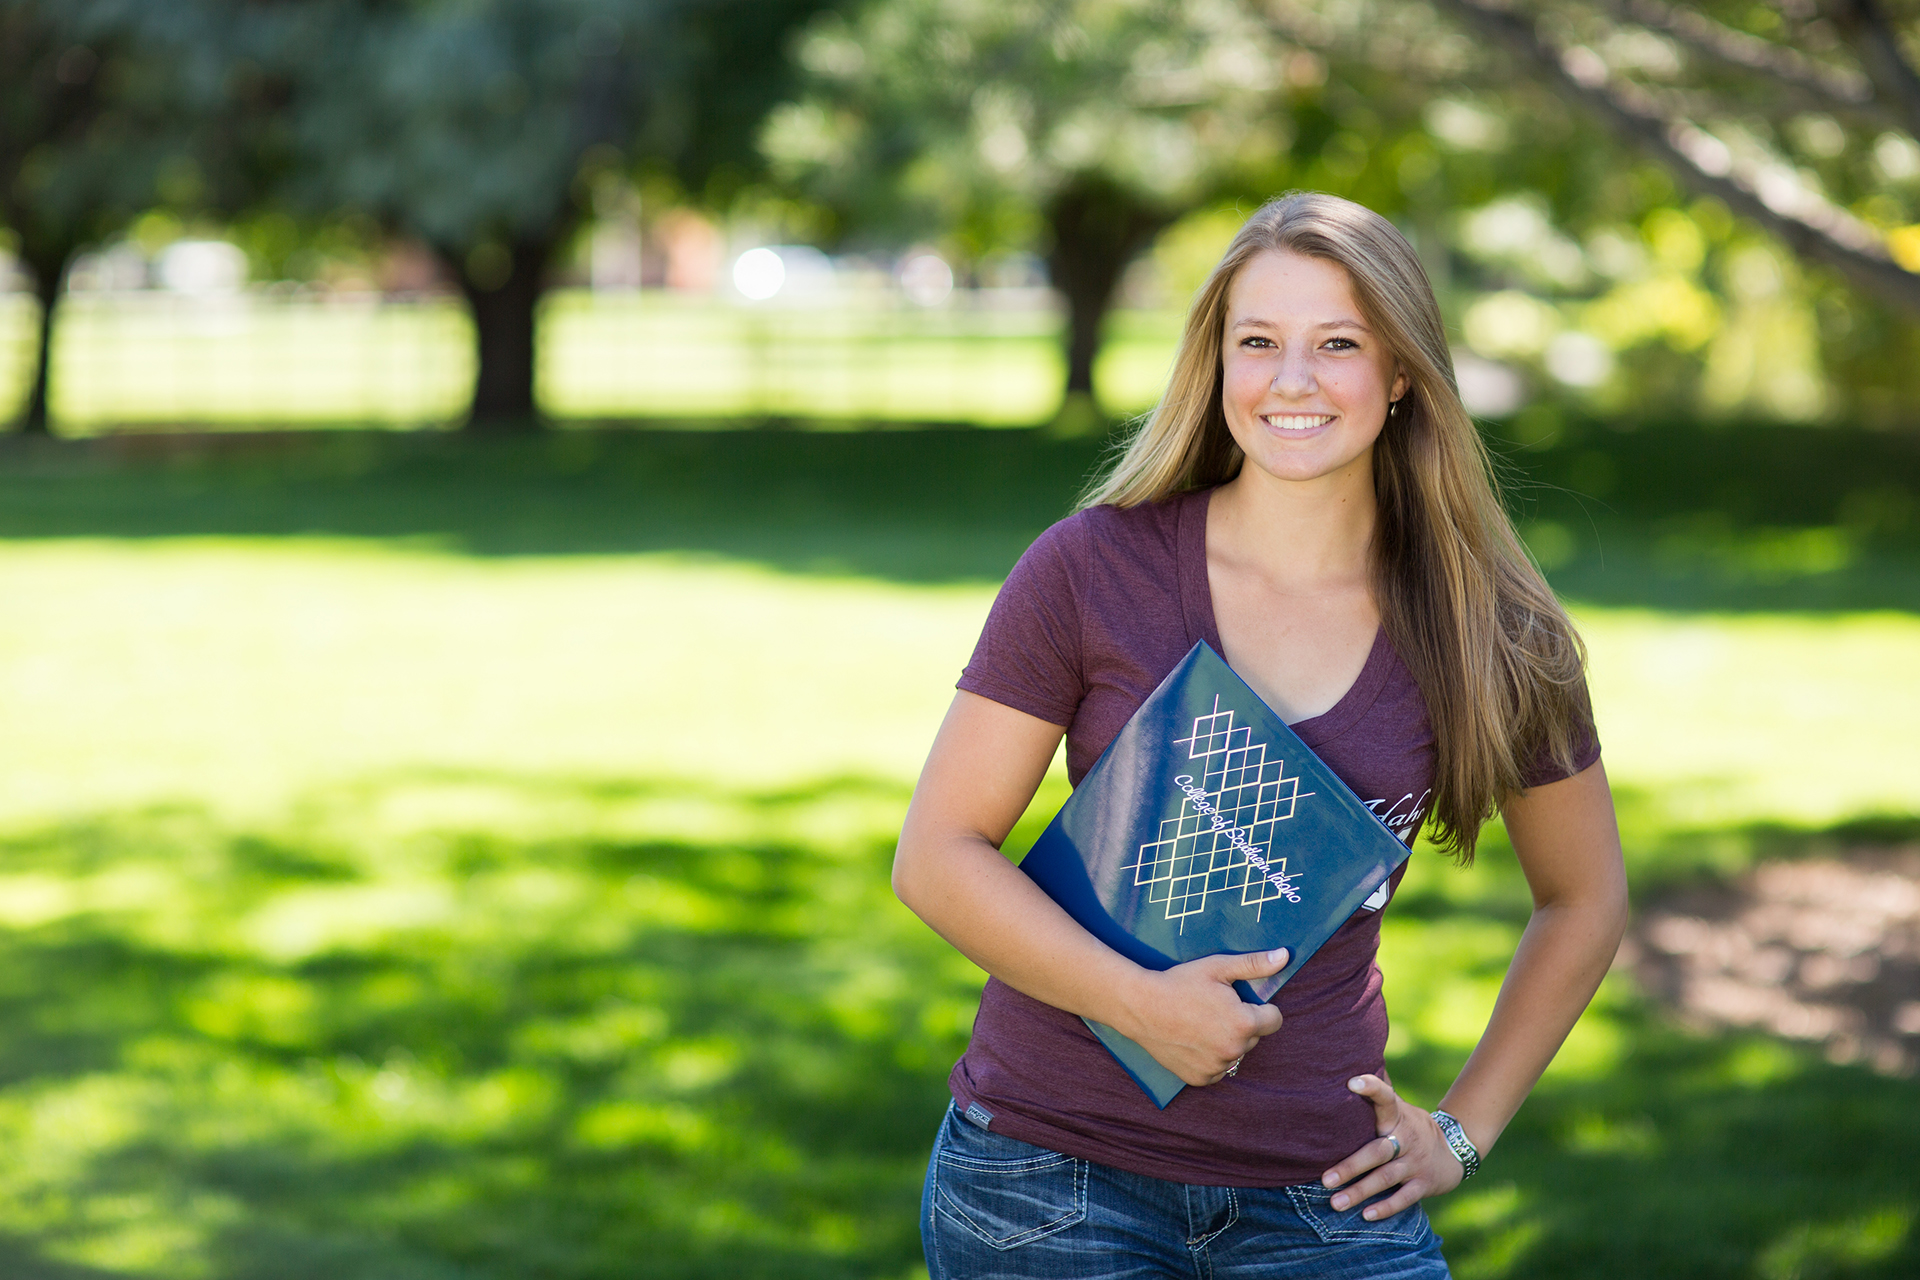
1602, 853, 1631, 941
891, 839, 928, 915
1537, 867, 1631, 960
890, 847, 913, 906
1589, 870, 1632, 963
1597, 890, 1630, 965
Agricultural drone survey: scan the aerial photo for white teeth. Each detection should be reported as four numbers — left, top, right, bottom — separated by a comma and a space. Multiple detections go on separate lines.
1263, 414, 1334, 432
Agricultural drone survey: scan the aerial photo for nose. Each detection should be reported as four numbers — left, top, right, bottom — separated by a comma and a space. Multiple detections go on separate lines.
1268, 346, 1317, 399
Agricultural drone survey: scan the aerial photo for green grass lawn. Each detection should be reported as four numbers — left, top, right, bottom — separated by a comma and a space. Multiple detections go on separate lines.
0, 425, 1913, 1278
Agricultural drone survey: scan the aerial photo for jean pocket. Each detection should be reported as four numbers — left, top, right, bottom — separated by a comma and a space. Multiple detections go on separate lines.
932, 1109, 1088, 1250
1284, 1182, 1433, 1245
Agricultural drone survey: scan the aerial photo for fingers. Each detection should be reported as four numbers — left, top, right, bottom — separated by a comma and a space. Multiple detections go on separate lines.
1245, 1002, 1284, 1037
1321, 1079, 1403, 1196
1346, 1073, 1400, 1132
1140, 950, 1294, 1084
1345, 1182, 1425, 1223
1230, 947, 1290, 981
1320, 1129, 1399, 1195
1319, 1098, 1465, 1220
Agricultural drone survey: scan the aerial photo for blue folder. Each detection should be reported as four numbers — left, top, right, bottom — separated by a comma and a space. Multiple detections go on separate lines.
1019, 640, 1413, 1107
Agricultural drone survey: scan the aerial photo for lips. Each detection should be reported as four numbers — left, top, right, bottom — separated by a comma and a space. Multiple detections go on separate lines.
1260, 413, 1335, 432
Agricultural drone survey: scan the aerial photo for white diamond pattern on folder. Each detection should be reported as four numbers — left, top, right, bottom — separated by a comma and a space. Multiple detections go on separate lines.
1126, 697, 1316, 928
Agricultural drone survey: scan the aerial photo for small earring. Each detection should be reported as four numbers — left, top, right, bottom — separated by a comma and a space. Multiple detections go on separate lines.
1388, 399, 1400, 417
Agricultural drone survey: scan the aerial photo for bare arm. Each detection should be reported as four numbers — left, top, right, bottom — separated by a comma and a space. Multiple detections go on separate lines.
893, 690, 1290, 1086
1322, 759, 1630, 1217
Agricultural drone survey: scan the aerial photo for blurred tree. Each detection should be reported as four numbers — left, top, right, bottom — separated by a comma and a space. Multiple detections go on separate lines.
248, 0, 830, 432
1424, 0, 1920, 316
0, 1, 226, 434
1238, 0, 1920, 426
0, 3, 109, 434
764, 0, 1299, 417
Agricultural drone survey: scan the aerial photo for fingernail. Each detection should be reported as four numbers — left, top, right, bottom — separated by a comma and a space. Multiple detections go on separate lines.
1362, 1208, 1375, 1220
1349, 1077, 1365, 1091
1322, 1173, 1340, 1188
1268, 948, 1288, 965
1332, 1194, 1348, 1210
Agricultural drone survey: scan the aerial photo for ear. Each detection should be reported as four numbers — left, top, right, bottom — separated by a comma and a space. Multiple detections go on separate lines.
1390, 367, 1410, 404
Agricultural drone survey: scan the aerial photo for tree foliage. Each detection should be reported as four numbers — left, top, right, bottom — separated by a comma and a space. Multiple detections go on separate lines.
239, 0, 831, 431
1234, 0, 1920, 425
0, 0, 234, 432
249, 0, 658, 430
765, 0, 1302, 408
1, 0, 831, 433
1425, 0, 1920, 314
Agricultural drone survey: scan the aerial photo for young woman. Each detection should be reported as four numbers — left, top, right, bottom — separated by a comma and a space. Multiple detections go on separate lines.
893, 192, 1629, 1278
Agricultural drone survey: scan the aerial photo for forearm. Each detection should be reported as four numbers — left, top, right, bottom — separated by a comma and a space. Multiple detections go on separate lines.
1437, 890, 1628, 1154
894, 827, 1155, 1036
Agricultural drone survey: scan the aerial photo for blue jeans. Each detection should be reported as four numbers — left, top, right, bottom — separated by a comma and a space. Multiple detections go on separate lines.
922, 1104, 1450, 1279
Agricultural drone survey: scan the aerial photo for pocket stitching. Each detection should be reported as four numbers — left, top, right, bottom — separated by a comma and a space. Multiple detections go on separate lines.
937, 1148, 1077, 1174
935, 1111, 1082, 1174
1284, 1185, 1427, 1243
1185, 1185, 1239, 1252
934, 1152, 1087, 1251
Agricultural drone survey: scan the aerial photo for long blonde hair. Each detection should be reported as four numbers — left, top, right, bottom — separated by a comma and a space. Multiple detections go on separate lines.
1083, 191, 1588, 861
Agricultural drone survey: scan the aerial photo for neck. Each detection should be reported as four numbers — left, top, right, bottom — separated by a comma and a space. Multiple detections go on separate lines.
1210, 453, 1378, 591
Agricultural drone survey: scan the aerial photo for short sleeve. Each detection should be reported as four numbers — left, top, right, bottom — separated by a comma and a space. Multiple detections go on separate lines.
957, 517, 1087, 727
1518, 676, 1602, 789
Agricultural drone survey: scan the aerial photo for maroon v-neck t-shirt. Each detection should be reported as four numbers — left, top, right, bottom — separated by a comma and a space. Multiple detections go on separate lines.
948, 487, 1599, 1187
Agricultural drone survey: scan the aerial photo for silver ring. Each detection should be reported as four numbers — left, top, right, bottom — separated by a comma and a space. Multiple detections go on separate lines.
1224, 1057, 1243, 1078
1383, 1132, 1402, 1160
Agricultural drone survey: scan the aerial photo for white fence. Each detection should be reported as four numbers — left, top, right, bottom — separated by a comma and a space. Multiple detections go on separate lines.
0, 289, 1182, 429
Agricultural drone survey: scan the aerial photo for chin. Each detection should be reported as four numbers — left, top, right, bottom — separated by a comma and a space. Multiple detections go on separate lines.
1241, 445, 1375, 486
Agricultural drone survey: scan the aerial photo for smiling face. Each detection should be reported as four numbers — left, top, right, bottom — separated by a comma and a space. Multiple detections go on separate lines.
1219, 249, 1408, 488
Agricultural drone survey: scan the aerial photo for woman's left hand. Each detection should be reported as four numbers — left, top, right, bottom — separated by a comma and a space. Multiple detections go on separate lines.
1319, 1074, 1463, 1220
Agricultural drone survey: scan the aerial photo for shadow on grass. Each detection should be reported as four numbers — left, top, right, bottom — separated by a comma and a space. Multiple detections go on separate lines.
0, 426, 1108, 584
1488, 416, 1920, 613
0, 418, 1913, 607
1406, 1023, 1920, 1280
1615, 795, 1920, 894
0, 773, 1912, 1276
1381, 799, 1920, 1277
0, 770, 958, 1279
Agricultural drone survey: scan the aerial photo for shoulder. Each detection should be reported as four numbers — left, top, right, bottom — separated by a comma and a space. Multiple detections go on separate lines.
1020, 491, 1193, 581
962, 490, 1202, 740
987, 492, 1194, 665
977, 490, 1194, 646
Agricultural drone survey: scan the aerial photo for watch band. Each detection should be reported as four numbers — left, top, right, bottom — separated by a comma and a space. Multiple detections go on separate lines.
1430, 1109, 1480, 1180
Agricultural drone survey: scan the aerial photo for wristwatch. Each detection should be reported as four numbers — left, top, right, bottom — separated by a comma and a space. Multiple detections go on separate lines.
1430, 1109, 1480, 1180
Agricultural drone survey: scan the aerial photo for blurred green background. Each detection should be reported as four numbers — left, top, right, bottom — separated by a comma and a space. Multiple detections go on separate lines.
5, 1, 1920, 1278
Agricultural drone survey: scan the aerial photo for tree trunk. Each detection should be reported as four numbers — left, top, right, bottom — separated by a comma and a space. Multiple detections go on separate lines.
15, 248, 67, 436
451, 238, 554, 433
1045, 175, 1173, 405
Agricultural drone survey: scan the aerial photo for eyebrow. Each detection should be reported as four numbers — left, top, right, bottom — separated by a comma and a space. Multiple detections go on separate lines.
1231, 316, 1373, 333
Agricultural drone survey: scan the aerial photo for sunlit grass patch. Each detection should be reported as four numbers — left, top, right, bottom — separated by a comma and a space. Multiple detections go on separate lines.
0, 541, 990, 825
1757, 1208, 1912, 1280
3, 536, 1910, 868
1578, 609, 1920, 837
